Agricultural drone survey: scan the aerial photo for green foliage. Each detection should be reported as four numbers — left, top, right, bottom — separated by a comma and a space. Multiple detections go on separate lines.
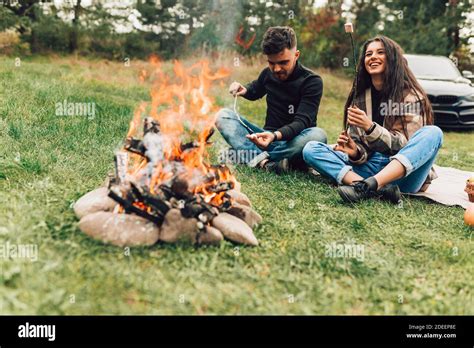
28, 14, 71, 53
189, 19, 222, 51
381, 0, 471, 56
298, 4, 351, 69
0, 6, 18, 30
0, 0, 472, 66
123, 32, 161, 60
86, 24, 124, 59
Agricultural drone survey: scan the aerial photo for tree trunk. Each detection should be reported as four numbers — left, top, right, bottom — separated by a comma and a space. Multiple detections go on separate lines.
69, 0, 82, 53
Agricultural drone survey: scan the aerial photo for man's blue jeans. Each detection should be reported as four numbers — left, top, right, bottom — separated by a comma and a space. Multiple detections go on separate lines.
302, 126, 443, 193
215, 108, 327, 165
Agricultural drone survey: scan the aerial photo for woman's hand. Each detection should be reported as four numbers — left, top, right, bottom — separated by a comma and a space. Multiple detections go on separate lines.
334, 131, 359, 159
347, 106, 372, 132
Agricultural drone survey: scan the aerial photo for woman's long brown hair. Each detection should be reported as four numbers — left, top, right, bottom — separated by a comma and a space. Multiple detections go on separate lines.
343, 35, 434, 134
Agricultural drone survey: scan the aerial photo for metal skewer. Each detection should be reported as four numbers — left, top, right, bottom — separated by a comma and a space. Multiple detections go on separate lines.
233, 94, 254, 134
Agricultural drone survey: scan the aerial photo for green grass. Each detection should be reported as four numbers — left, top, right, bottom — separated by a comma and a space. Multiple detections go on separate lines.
0, 55, 472, 315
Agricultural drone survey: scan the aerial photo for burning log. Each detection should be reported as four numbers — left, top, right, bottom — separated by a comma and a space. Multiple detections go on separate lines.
114, 151, 129, 184
124, 137, 146, 157
181, 196, 218, 219
125, 130, 215, 160
180, 140, 201, 152
124, 119, 161, 158
208, 181, 234, 193
143, 117, 160, 134
108, 186, 165, 225
130, 182, 171, 215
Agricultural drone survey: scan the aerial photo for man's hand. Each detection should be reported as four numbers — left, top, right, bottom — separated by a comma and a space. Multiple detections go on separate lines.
229, 81, 247, 96
246, 132, 275, 149
334, 130, 359, 159
347, 105, 372, 132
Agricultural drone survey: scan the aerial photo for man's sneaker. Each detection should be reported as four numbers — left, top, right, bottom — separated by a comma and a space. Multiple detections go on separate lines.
262, 158, 289, 174
337, 177, 378, 203
377, 184, 402, 204
247, 151, 269, 168
308, 167, 321, 177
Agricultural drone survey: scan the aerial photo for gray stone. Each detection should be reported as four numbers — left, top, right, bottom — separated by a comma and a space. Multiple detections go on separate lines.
79, 212, 160, 247
226, 189, 251, 207
211, 212, 258, 246
73, 187, 117, 219
227, 203, 262, 228
197, 226, 223, 245
159, 209, 199, 244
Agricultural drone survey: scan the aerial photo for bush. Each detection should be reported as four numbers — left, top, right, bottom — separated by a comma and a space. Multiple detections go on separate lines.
123, 32, 161, 60
27, 16, 71, 53
87, 24, 124, 60
188, 20, 222, 52
0, 6, 18, 31
0, 30, 30, 55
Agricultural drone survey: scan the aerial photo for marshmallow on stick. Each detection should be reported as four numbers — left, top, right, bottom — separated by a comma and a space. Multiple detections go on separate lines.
344, 22, 354, 33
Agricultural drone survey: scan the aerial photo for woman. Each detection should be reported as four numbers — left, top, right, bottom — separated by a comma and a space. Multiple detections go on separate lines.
302, 35, 443, 204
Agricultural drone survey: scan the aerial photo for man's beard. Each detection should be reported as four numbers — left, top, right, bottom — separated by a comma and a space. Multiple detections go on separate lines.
273, 61, 295, 80
274, 72, 287, 80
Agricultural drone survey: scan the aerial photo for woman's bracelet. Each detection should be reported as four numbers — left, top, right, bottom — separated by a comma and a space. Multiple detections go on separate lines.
366, 122, 376, 135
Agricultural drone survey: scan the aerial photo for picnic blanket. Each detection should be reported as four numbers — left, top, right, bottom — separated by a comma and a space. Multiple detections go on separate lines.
409, 165, 473, 209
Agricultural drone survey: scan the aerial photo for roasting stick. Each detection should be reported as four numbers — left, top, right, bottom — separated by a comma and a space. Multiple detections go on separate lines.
233, 94, 254, 134
345, 22, 358, 134
233, 93, 238, 113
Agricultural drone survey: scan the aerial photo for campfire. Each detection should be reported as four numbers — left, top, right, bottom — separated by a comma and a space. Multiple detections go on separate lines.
73, 58, 261, 247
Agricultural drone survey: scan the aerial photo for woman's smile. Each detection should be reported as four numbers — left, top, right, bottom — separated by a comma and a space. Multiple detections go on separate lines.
364, 41, 386, 75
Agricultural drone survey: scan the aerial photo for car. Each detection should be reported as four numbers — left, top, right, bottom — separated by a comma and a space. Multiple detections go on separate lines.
404, 54, 474, 130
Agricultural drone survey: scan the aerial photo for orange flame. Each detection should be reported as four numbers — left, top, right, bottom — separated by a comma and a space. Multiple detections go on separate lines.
124, 57, 235, 206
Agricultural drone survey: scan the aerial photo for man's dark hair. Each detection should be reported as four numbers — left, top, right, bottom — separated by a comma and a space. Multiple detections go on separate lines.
261, 26, 297, 55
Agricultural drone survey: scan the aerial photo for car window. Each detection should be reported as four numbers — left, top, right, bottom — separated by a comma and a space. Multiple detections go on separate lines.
405, 55, 461, 80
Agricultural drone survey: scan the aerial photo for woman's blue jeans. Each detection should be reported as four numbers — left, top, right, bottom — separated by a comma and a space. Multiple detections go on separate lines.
302, 126, 443, 193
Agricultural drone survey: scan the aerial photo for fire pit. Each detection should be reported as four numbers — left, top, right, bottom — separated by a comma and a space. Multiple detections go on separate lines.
73, 58, 261, 247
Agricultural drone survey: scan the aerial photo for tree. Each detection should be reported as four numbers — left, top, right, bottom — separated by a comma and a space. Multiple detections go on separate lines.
380, 0, 473, 56
69, 0, 82, 53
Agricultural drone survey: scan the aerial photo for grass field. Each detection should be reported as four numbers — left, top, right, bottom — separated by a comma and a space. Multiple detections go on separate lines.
0, 55, 472, 315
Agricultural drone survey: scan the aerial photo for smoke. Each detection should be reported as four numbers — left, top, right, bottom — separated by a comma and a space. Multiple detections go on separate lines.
143, 132, 164, 178
211, 0, 242, 47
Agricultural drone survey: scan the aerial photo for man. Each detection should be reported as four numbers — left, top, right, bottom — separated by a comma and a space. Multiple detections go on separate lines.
215, 26, 327, 173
